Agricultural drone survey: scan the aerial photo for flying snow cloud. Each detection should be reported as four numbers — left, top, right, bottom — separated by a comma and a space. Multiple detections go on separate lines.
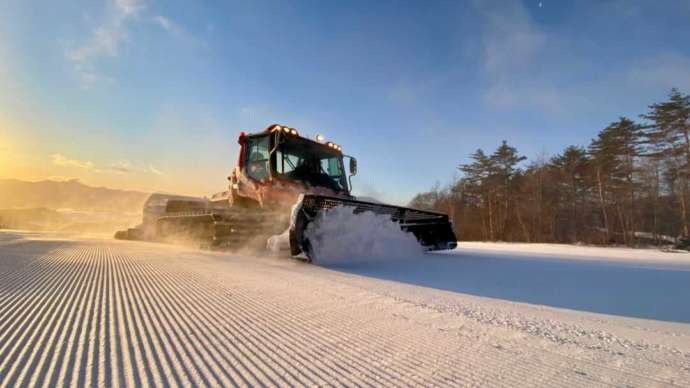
305, 206, 424, 266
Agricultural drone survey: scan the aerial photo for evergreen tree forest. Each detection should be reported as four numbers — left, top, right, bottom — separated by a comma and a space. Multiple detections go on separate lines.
409, 89, 690, 245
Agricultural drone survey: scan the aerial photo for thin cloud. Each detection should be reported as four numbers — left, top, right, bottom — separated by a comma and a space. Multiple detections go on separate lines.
627, 53, 690, 91
65, 24, 121, 63
64, 0, 145, 86
148, 165, 164, 176
478, 2, 546, 75
108, 160, 133, 174
115, 0, 145, 16
51, 153, 97, 171
153, 15, 204, 49
46, 176, 80, 182
50, 154, 161, 177
108, 160, 164, 176
153, 15, 174, 31
474, 0, 563, 113
65, 1, 203, 86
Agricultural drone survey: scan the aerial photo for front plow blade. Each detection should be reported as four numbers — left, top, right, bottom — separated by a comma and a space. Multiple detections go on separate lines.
289, 194, 457, 260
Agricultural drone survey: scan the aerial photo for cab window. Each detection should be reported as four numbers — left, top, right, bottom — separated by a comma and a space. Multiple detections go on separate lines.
276, 150, 303, 175
320, 157, 343, 178
245, 136, 270, 181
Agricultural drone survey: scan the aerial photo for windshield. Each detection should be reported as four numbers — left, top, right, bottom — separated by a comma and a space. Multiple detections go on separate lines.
275, 137, 348, 192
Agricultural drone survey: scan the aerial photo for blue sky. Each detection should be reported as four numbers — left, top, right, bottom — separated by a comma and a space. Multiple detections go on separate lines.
1, 0, 690, 204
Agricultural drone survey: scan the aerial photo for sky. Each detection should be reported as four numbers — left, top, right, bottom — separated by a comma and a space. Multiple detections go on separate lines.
1, 0, 690, 204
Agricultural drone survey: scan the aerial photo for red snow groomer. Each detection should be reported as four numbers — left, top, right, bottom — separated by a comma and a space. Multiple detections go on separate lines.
116, 124, 457, 260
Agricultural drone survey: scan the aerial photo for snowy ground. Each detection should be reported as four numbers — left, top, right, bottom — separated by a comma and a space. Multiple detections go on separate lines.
0, 231, 689, 386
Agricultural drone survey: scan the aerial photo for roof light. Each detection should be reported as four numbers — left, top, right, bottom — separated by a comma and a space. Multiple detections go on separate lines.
282, 126, 290, 133
272, 125, 281, 132
315, 134, 324, 142
290, 128, 298, 135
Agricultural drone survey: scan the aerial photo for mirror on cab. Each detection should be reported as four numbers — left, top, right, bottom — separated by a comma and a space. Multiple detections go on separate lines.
349, 157, 358, 176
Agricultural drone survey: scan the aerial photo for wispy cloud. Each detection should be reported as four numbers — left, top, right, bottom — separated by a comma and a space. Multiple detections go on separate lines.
51, 154, 163, 177
479, 2, 546, 75
148, 165, 164, 175
46, 176, 80, 182
627, 53, 690, 91
65, 24, 121, 63
64, 0, 145, 86
115, 0, 145, 16
474, 1, 563, 113
152, 15, 204, 48
108, 160, 164, 176
108, 160, 133, 174
64, 0, 200, 86
51, 153, 97, 171
153, 15, 174, 32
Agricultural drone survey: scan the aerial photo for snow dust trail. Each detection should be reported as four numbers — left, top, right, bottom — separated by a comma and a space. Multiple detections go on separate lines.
304, 206, 423, 265
0, 235, 688, 387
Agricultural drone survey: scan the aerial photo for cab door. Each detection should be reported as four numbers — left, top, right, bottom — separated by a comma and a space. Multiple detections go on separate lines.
244, 135, 271, 182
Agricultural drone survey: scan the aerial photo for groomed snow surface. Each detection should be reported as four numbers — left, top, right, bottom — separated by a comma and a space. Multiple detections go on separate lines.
1, 229, 690, 387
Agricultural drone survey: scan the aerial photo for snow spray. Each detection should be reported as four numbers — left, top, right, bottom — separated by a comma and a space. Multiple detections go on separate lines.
304, 206, 424, 265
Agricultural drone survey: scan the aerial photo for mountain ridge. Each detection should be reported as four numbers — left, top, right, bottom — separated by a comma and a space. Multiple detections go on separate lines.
0, 178, 151, 213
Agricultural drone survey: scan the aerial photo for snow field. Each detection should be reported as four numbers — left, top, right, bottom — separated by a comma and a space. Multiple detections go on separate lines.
0, 232, 688, 386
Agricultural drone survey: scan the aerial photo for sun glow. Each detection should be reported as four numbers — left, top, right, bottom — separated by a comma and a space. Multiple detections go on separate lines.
0, 135, 14, 177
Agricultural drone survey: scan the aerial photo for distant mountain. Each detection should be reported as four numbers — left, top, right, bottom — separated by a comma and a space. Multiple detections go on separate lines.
0, 179, 150, 213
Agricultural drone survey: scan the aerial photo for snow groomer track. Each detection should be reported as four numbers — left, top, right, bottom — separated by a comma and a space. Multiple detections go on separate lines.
1, 232, 689, 387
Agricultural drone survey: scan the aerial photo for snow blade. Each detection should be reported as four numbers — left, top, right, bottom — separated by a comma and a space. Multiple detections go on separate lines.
289, 194, 457, 260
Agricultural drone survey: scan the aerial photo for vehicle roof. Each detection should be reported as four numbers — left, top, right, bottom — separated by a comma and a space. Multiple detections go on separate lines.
243, 124, 342, 154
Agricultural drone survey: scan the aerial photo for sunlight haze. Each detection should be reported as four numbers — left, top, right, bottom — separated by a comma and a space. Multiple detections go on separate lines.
2, 0, 690, 202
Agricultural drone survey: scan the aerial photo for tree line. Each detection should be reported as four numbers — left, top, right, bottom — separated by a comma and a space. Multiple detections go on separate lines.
410, 88, 690, 246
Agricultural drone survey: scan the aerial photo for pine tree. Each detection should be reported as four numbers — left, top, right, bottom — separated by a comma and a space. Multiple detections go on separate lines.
489, 141, 526, 240
642, 89, 690, 236
459, 149, 494, 239
550, 146, 589, 242
588, 117, 642, 244
412, 89, 689, 246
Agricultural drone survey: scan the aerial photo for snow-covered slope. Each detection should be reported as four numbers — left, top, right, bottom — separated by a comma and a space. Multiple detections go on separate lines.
0, 232, 688, 386
331, 241, 690, 324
